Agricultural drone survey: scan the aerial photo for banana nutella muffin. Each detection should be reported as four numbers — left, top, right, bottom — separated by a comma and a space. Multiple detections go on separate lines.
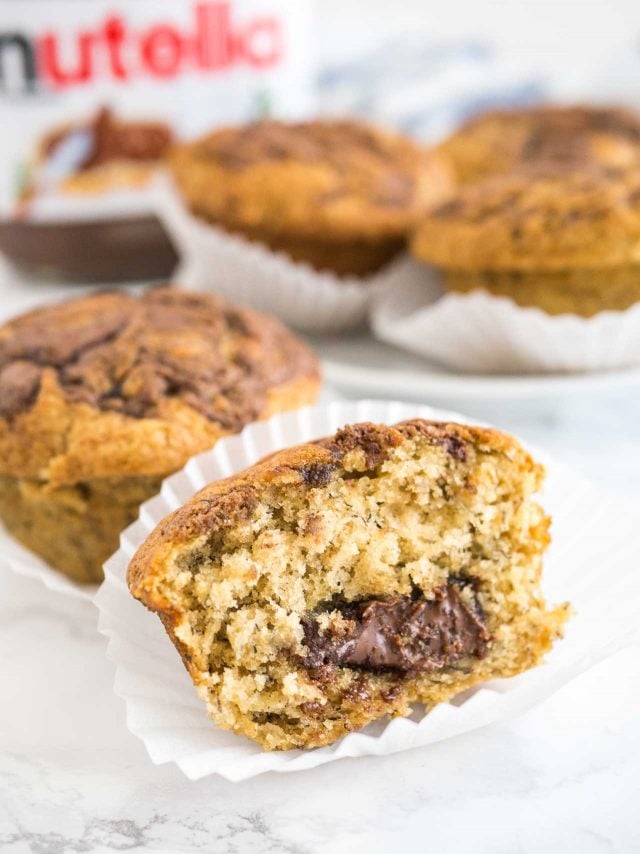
169, 119, 452, 277
0, 289, 320, 582
128, 419, 568, 751
412, 167, 640, 316
438, 104, 640, 185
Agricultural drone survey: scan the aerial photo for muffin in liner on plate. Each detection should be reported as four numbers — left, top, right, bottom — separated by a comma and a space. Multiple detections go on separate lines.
372, 157, 640, 372
169, 118, 452, 278
413, 166, 640, 316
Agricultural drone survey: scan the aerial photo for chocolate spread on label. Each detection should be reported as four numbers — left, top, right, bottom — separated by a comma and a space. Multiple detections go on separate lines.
0, 106, 177, 283
302, 581, 490, 673
43, 107, 173, 172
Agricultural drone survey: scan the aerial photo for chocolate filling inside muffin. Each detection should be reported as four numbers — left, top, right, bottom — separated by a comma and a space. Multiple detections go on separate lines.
301, 580, 490, 674
128, 420, 569, 750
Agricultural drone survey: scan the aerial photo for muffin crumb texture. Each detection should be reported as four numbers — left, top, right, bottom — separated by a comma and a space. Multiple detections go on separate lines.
129, 420, 568, 750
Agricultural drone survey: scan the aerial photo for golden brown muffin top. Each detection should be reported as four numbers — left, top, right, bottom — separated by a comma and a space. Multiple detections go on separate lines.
439, 105, 640, 184
128, 418, 529, 604
169, 119, 452, 241
412, 166, 640, 271
0, 289, 320, 485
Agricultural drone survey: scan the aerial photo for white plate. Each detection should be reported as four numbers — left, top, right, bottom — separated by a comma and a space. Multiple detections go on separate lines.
312, 334, 640, 412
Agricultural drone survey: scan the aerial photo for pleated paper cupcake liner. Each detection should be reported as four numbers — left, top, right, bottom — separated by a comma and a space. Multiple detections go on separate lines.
0, 523, 95, 601
371, 265, 640, 373
95, 400, 640, 781
154, 173, 412, 335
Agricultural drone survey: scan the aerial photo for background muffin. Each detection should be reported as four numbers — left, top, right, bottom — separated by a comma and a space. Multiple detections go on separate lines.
412, 167, 640, 316
169, 119, 452, 277
437, 104, 640, 184
0, 289, 320, 582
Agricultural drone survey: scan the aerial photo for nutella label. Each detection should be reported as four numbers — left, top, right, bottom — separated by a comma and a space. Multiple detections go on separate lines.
0, 0, 314, 217
1, 3, 286, 92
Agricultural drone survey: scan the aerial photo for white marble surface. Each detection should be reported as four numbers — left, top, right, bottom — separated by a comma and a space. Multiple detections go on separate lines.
1, 269, 640, 852
0, 563, 638, 854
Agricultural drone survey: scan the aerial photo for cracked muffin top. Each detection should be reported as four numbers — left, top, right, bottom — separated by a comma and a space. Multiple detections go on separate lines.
0, 288, 320, 486
169, 119, 452, 241
438, 105, 640, 184
128, 418, 521, 598
412, 166, 640, 271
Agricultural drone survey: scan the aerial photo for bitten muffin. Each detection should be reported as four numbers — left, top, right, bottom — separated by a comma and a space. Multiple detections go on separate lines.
438, 104, 640, 185
169, 119, 452, 277
0, 289, 320, 583
412, 167, 640, 316
128, 419, 568, 751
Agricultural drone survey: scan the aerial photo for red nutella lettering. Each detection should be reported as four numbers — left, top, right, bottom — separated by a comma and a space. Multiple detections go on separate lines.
141, 26, 184, 79
0, 2, 284, 93
103, 16, 127, 81
39, 32, 95, 87
239, 18, 283, 68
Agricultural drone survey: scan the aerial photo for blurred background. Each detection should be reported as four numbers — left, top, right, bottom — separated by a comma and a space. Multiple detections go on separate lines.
316, 0, 640, 137
0, 0, 639, 498
317, 0, 635, 85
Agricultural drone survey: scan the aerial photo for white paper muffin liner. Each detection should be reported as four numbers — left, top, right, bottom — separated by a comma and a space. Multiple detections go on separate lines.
371, 265, 640, 373
154, 173, 412, 334
95, 400, 640, 781
0, 523, 95, 601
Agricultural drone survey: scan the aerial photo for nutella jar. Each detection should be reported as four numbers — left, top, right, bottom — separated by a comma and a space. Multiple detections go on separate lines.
0, 0, 314, 283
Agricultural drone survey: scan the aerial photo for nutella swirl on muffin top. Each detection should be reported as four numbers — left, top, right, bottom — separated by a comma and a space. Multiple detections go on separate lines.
169, 119, 452, 276
0, 289, 317, 428
0, 288, 320, 582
